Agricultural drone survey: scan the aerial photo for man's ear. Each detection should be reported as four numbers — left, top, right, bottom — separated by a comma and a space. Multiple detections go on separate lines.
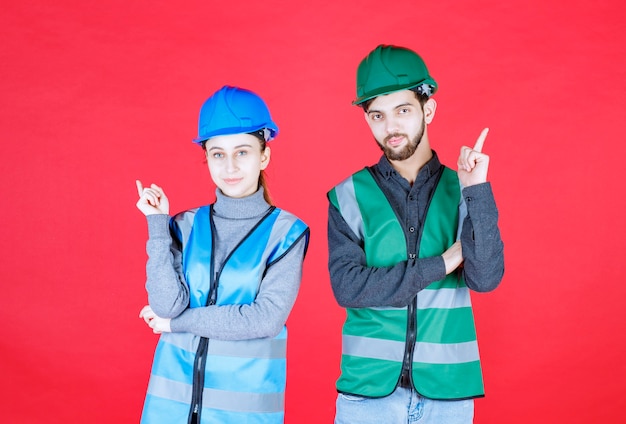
423, 98, 437, 124
260, 145, 271, 170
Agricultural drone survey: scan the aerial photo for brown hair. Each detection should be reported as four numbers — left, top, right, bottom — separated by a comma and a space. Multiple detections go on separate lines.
249, 131, 273, 205
259, 169, 272, 205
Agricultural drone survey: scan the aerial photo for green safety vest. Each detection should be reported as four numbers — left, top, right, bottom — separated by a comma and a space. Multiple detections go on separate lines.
328, 166, 484, 400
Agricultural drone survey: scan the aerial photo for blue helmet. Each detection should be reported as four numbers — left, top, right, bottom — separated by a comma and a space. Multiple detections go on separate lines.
192, 86, 279, 145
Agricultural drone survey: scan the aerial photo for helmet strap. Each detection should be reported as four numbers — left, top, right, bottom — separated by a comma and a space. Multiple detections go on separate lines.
248, 129, 270, 142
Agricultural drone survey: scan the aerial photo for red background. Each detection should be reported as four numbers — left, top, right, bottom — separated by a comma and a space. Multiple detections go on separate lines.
2, 1, 625, 422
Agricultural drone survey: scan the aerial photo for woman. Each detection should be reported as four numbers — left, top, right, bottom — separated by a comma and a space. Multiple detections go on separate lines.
136, 86, 310, 424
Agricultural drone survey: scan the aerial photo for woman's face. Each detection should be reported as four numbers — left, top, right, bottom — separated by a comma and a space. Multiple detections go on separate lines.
204, 133, 271, 199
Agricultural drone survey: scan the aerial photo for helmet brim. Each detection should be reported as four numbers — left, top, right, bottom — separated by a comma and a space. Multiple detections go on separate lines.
192, 123, 279, 145
352, 79, 438, 105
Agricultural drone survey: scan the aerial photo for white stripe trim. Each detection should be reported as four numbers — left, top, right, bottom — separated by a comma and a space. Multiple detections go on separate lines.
147, 374, 192, 404
335, 178, 364, 240
159, 332, 200, 353
208, 338, 286, 359
342, 334, 404, 362
202, 387, 284, 413
146, 375, 284, 413
413, 341, 480, 364
417, 287, 472, 309
343, 335, 480, 365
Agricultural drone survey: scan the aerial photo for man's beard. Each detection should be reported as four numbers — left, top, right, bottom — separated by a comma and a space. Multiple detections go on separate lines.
377, 118, 425, 161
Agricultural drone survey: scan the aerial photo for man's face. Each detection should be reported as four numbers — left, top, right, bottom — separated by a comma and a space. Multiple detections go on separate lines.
364, 90, 426, 161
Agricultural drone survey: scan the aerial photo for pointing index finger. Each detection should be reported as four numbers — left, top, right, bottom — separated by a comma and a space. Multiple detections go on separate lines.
473, 128, 489, 153
136, 180, 144, 196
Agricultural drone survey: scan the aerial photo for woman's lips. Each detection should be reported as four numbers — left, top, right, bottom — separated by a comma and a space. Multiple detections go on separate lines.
223, 178, 242, 185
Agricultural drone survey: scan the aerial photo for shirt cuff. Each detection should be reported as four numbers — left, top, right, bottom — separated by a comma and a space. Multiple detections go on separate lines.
411, 255, 447, 286
461, 183, 497, 215
146, 214, 171, 239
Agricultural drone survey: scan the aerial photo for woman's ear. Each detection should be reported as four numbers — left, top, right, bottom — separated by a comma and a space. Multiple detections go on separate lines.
423, 98, 437, 124
260, 145, 271, 170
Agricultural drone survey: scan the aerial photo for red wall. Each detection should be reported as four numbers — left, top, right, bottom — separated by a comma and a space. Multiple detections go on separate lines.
2, 1, 625, 422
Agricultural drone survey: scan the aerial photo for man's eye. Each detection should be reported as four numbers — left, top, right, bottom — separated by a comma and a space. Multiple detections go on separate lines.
370, 113, 383, 120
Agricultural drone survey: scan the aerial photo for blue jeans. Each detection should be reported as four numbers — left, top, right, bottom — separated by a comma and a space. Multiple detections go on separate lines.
334, 387, 474, 424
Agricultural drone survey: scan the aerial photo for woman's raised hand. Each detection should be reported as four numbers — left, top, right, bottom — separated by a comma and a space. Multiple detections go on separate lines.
135, 180, 170, 216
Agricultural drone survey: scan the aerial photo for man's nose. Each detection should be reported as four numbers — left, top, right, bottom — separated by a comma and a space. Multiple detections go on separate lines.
385, 116, 399, 134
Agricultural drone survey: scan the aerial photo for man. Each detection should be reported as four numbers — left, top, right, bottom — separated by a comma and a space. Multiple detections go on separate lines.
327, 44, 505, 424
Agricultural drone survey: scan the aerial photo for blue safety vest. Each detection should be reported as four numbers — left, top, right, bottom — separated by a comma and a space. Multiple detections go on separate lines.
141, 205, 309, 424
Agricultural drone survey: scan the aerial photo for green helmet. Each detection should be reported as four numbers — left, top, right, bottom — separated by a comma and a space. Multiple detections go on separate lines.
353, 45, 438, 105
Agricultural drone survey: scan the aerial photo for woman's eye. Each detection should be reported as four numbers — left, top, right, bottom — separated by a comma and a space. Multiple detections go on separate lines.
237, 150, 248, 156
213, 152, 224, 159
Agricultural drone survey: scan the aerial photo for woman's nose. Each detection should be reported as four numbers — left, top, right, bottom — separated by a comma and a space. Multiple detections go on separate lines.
226, 156, 238, 172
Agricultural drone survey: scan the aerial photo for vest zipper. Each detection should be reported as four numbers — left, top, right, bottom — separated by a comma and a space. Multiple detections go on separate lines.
400, 296, 418, 387
189, 338, 208, 423
188, 271, 220, 424
186, 206, 275, 421
398, 168, 442, 389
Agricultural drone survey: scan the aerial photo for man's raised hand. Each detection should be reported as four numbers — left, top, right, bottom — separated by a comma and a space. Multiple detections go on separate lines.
457, 128, 490, 187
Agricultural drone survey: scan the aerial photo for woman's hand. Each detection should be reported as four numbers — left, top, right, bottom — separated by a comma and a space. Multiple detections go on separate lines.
139, 305, 172, 334
135, 180, 170, 216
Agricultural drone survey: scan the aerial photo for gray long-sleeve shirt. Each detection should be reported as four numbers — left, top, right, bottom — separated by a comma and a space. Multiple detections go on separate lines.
144, 188, 308, 341
328, 152, 504, 308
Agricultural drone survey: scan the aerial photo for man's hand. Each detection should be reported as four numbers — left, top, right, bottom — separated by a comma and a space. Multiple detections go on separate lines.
442, 241, 463, 275
457, 128, 490, 187
139, 305, 172, 334
135, 180, 170, 216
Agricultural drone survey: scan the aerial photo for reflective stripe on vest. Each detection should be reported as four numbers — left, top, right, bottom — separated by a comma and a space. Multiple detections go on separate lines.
142, 206, 308, 424
328, 167, 484, 400
146, 374, 284, 413
343, 335, 480, 364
